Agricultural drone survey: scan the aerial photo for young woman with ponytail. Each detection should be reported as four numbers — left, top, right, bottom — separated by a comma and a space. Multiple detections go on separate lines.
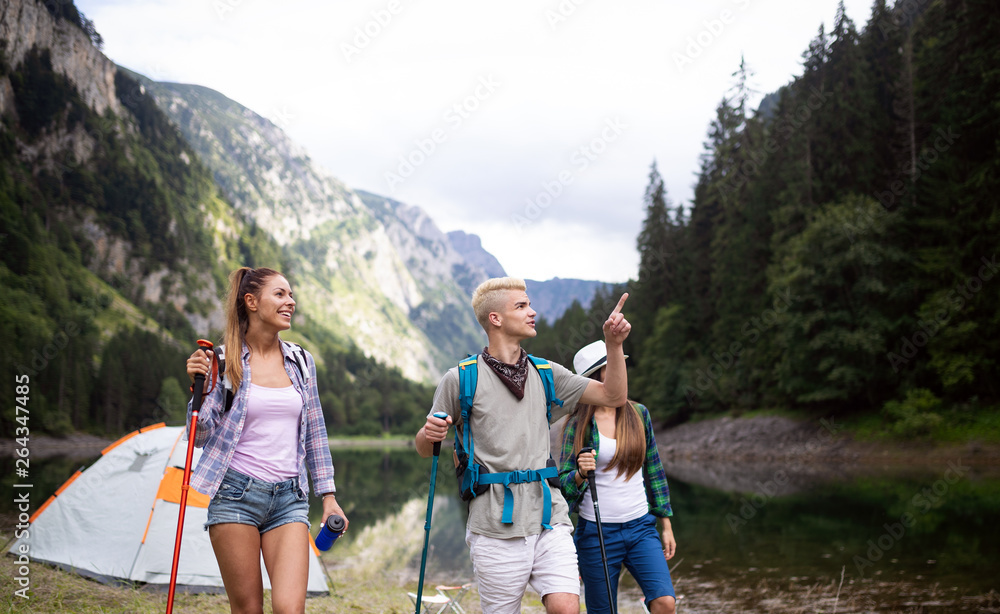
558, 340, 677, 614
185, 266, 347, 614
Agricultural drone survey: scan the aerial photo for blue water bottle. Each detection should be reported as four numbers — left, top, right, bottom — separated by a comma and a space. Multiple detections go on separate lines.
315, 514, 345, 551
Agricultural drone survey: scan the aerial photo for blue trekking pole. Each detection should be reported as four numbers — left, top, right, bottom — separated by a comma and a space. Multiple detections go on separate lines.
580, 446, 616, 614
415, 412, 448, 614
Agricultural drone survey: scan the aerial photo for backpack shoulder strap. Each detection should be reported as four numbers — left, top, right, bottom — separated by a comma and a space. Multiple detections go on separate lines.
215, 345, 235, 413
281, 340, 310, 383
458, 354, 478, 414
527, 355, 564, 423
456, 354, 479, 463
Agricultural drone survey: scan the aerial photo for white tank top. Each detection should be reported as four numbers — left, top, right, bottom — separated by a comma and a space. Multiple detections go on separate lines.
578, 431, 648, 523
229, 383, 302, 482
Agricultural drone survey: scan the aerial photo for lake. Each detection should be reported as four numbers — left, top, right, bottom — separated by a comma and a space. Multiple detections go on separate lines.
3, 444, 998, 611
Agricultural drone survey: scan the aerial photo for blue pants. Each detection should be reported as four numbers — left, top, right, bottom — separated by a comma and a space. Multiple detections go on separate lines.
574, 513, 674, 613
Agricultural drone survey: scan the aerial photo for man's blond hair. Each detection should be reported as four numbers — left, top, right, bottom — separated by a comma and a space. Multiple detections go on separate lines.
471, 277, 527, 331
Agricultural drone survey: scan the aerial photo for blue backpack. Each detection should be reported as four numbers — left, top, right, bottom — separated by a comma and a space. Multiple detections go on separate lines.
454, 354, 564, 529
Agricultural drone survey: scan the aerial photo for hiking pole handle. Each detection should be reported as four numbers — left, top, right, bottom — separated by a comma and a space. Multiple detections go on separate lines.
579, 446, 598, 501
189, 339, 214, 416
431, 412, 448, 457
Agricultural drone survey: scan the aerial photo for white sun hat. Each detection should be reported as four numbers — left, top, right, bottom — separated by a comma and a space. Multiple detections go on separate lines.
573, 340, 628, 378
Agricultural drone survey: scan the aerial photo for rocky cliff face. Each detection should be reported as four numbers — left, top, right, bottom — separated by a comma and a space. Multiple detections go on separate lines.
1, 0, 120, 116
144, 81, 354, 244
1, 0, 235, 341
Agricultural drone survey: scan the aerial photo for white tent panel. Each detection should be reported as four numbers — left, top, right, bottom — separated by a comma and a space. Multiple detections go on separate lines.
10, 425, 329, 595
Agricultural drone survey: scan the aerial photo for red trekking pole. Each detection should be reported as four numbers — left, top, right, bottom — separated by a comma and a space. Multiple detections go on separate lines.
166, 339, 214, 614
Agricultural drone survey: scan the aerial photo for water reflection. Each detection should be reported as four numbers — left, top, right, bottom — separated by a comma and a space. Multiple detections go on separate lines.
308, 446, 474, 584
662, 457, 1000, 595
4, 447, 998, 601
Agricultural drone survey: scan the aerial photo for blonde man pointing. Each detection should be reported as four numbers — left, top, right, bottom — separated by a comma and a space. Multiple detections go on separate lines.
416, 277, 631, 614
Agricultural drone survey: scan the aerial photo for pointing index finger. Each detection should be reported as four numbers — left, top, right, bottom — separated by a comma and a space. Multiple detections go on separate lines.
610, 293, 629, 316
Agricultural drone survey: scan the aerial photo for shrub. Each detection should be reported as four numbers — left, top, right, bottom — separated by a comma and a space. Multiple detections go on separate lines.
882, 388, 943, 438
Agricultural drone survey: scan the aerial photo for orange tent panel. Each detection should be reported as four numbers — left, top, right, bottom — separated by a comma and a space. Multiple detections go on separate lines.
156, 466, 211, 508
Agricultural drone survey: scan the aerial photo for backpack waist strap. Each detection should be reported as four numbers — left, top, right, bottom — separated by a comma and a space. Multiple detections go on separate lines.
478, 466, 559, 529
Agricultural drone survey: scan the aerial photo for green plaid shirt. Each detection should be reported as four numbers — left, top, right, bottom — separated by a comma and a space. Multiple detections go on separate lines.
557, 402, 672, 518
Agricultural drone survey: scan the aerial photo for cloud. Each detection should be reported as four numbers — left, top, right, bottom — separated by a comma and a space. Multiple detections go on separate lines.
79, 0, 874, 282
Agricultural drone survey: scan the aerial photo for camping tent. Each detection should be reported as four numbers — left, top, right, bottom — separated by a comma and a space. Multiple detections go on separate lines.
8, 423, 330, 594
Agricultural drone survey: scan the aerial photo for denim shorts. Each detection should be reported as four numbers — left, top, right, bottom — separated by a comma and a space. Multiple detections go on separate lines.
575, 513, 675, 612
205, 468, 310, 534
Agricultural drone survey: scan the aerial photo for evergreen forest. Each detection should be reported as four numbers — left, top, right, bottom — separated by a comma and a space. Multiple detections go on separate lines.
526, 0, 999, 437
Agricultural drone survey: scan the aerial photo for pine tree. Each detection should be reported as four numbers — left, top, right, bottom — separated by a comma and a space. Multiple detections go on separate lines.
902, 0, 1000, 400
858, 0, 905, 201
633, 161, 675, 328
770, 195, 910, 406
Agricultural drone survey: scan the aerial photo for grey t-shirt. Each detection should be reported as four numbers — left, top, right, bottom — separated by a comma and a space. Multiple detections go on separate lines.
430, 355, 590, 538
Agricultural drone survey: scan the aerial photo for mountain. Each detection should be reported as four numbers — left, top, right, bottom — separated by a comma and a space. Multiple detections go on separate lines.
525, 278, 611, 323
445, 230, 507, 291
123, 75, 492, 382
444, 231, 607, 319
128, 74, 607, 360
1, 0, 265, 434
0, 0, 456, 437
0, 0, 611, 437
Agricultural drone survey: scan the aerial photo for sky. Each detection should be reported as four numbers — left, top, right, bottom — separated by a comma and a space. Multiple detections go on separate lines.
76, 0, 876, 283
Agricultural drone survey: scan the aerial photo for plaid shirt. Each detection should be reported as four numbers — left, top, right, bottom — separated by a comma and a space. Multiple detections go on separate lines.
557, 402, 672, 518
186, 341, 336, 499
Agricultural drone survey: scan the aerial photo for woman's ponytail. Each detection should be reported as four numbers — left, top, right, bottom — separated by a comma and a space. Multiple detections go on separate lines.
222, 266, 280, 391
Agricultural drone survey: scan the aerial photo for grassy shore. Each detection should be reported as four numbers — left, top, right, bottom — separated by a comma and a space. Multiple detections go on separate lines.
3, 540, 997, 613
0, 540, 448, 613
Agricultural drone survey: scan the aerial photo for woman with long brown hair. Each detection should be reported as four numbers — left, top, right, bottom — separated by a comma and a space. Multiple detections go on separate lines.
185, 266, 347, 614
558, 340, 676, 614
